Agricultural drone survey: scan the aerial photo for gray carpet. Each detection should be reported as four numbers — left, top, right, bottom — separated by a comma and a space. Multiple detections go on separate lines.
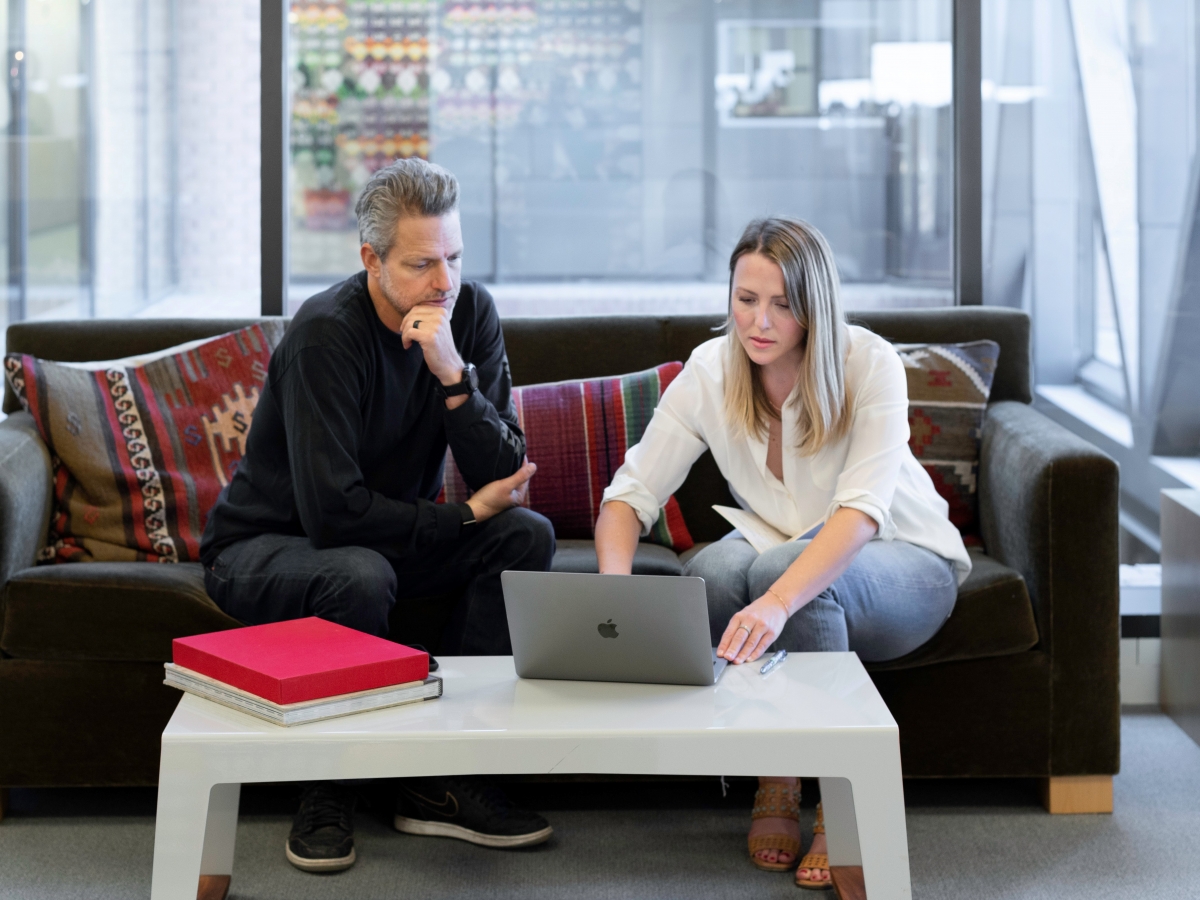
1, 710, 1197, 899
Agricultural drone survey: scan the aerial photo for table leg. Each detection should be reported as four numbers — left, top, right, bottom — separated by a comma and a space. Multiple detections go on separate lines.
199, 783, 241, 878
818, 777, 861, 867
839, 766, 911, 900
151, 777, 241, 900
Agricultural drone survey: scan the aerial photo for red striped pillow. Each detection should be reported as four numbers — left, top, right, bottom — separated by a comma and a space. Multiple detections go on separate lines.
441, 363, 693, 551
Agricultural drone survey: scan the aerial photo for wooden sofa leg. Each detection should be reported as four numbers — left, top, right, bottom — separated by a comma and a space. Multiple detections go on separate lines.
197, 875, 230, 900
1041, 775, 1113, 813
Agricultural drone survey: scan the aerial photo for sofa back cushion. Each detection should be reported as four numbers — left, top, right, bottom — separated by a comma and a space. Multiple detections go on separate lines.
3, 323, 286, 563
4, 307, 1031, 546
499, 308, 1030, 402
441, 363, 694, 551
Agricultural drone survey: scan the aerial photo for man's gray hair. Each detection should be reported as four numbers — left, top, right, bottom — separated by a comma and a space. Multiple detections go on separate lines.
355, 158, 459, 260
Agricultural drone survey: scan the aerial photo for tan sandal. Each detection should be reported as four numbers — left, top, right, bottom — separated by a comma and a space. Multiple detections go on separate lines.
747, 780, 801, 872
795, 801, 833, 890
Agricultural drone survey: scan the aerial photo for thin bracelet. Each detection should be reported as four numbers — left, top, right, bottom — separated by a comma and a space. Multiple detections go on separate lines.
766, 588, 791, 616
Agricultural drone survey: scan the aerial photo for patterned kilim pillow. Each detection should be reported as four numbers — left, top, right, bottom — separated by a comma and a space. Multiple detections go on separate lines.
893, 340, 1000, 542
3, 323, 286, 563
441, 363, 694, 551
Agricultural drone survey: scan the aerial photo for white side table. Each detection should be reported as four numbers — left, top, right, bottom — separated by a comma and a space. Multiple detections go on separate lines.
152, 653, 909, 900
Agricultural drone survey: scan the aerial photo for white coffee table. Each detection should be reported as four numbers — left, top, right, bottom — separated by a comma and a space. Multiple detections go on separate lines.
151, 653, 910, 900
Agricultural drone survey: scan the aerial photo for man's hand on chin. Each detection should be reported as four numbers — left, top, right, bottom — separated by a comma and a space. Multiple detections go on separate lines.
400, 302, 467, 406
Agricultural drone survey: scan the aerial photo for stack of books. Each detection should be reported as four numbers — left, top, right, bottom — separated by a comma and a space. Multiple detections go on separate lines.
164, 617, 442, 726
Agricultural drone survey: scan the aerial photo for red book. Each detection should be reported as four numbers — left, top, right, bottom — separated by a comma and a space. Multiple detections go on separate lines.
172, 617, 429, 705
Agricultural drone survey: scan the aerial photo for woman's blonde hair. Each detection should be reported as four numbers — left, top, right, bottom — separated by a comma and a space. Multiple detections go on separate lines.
723, 216, 851, 455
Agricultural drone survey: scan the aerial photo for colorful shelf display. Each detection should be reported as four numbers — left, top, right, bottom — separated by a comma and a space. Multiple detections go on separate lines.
290, 0, 435, 234
288, 0, 646, 280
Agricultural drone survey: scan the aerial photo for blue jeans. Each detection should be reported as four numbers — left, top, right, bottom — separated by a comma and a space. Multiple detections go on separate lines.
203, 506, 556, 655
683, 537, 957, 662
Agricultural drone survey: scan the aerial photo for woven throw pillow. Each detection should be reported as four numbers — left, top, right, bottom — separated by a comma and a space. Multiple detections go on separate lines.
894, 340, 1000, 542
3, 323, 286, 563
441, 363, 694, 551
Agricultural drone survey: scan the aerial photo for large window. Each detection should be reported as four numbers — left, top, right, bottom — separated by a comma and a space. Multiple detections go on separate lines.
285, 0, 956, 314
2, 0, 958, 330
982, 0, 1200, 537
0, 0, 262, 338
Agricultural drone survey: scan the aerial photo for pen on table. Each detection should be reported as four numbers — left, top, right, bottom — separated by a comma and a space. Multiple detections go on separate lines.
759, 649, 788, 676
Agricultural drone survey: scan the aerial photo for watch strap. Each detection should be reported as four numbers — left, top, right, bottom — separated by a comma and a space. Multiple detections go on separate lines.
441, 363, 478, 398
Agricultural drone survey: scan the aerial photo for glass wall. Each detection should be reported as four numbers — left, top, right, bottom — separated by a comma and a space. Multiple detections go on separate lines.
0, 0, 261, 339
3, 0, 956, 327
982, 0, 1200, 537
287, 0, 956, 315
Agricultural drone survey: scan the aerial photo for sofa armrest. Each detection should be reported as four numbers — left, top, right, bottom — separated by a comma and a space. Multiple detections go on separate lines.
0, 412, 53, 590
979, 400, 1120, 775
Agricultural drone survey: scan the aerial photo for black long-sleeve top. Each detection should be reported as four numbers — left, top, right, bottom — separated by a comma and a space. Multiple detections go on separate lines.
199, 273, 524, 565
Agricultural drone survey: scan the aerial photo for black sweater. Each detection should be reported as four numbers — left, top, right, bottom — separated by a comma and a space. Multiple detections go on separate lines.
200, 273, 524, 565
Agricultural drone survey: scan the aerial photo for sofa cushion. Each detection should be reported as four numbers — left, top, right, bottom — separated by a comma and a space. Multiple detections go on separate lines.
551, 539, 683, 576
680, 544, 1035, 671
894, 341, 999, 542
0, 562, 242, 662
442, 363, 694, 551
866, 549, 1038, 671
3, 323, 287, 563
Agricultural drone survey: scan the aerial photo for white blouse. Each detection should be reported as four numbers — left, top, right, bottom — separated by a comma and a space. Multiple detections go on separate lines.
601, 326, 972, 584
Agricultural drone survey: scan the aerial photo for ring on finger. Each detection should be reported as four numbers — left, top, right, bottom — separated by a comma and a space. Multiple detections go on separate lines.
736, 624, 751, 636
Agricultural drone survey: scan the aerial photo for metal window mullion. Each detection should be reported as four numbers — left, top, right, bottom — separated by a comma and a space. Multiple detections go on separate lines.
954, 0, 983, 305
6, 0, 27, 325
80, 0, 96, 317
260, 0, 287, 316
167, 0, 179, 293
137, 0, 150, 309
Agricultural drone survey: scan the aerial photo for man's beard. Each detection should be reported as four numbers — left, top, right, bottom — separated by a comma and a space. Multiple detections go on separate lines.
378, 268, 457, 318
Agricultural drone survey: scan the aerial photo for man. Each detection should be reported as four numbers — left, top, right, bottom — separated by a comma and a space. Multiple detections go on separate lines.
200, 158, 556, 872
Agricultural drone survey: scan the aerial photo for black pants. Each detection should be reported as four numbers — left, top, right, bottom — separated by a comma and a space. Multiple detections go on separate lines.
203, 507, 556, 655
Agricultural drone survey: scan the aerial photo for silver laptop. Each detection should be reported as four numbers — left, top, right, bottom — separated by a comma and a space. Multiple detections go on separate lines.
501, 571, 727, 686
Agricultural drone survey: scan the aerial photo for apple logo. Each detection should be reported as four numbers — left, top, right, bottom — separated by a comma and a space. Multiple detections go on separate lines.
597, 619, 619, 639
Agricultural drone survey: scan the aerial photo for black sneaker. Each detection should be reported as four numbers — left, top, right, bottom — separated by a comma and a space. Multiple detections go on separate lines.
394, 777, 553, 848
286, 783, 357, 872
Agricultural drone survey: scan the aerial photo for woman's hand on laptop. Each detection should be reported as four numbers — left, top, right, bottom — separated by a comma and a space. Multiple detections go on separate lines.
718, 593, 791, 664
465, 461, 537, 523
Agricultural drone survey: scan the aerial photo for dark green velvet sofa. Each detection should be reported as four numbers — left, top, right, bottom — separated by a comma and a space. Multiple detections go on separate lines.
0, 309, 1119, 808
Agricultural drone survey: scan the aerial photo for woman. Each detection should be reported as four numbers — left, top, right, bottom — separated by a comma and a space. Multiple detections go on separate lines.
594, 217, 969, 889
